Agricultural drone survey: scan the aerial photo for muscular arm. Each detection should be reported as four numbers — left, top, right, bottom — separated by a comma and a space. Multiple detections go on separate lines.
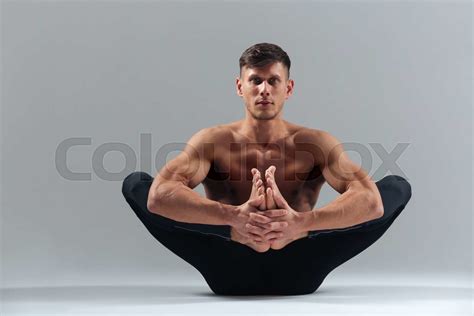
303, 130, 384, 231
147, 127, 236, 226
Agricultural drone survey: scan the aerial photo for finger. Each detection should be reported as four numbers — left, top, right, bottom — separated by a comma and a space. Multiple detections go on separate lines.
266, 187, 277, 210
245, 223, 266, 236
248, 218, 270, 230
264, 221, 288, 231
249, 232, 264, 242
262, 208, 288, 217
263, 231, 284, 240
249, 212, 272, 224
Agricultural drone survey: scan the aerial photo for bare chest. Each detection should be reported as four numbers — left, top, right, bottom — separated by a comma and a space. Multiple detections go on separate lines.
203, 141, 324, 208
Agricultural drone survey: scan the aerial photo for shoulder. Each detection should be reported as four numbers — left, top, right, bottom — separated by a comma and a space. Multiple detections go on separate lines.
190, 123, 234, 145
294, 127, 338, 145
293, 127, 344, 160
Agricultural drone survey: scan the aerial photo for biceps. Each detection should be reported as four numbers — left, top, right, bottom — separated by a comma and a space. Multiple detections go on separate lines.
322, 150, 370, 194
158, 150, 211, 189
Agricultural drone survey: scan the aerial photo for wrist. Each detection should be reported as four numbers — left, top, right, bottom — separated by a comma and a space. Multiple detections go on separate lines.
219, 202, 240, 227
300, 209, 317, 232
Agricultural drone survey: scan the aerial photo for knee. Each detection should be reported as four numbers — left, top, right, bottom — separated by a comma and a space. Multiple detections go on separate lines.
378, 175, 412, 206
121, 171, 152, 198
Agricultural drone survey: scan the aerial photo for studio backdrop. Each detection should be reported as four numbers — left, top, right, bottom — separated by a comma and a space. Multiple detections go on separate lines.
1, 1, 471, 288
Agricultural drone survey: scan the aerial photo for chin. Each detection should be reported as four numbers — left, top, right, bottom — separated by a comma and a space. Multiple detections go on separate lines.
246, 104, 280, 120
252, 112, 278, 120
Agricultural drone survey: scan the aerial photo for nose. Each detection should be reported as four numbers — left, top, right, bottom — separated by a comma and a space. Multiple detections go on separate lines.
259, 81, 270, 96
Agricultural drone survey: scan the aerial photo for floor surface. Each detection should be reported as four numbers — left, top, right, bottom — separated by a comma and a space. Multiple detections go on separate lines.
2, 274, 472, 316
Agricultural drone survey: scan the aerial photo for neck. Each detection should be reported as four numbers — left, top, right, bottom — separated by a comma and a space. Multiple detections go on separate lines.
240, 115, 289, 144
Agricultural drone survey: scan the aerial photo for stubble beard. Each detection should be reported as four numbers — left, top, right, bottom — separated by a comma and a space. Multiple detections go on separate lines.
247, 105, 280, 121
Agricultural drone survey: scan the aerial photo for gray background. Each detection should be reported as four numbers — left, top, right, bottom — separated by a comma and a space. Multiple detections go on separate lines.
1, 1, 471, 288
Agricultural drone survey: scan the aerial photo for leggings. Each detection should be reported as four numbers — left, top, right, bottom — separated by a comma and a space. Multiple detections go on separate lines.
121, 172, 411, 296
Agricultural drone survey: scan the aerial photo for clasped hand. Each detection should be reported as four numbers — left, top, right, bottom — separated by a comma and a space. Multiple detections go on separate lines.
231, 166, 309, 252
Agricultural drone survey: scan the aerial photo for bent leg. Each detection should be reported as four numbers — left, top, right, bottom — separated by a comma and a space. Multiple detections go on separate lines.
260, 175, 412, 295
121, 171, 266, 294
122, 171, 232, 240
307, 175, 412, 237
122, 171, 216, 271
309, 175, 412, 237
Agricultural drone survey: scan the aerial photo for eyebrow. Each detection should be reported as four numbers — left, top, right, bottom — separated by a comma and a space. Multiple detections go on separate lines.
248, 74, 281, 80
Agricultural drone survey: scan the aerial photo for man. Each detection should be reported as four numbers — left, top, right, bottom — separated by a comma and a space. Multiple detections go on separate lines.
122, 43, 412, 295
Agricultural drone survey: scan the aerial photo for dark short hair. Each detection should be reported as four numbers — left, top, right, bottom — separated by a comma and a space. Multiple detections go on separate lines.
239, 43, 291, 78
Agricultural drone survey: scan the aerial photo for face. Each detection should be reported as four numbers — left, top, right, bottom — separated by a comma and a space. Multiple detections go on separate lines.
236, 62, 294, 120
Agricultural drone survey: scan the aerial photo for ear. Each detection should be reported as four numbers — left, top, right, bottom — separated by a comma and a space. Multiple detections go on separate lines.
285, 79, 294, 99
236, 77, 243, 97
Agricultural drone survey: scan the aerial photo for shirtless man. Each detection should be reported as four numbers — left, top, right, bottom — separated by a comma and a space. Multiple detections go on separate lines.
121, 43, 412, 295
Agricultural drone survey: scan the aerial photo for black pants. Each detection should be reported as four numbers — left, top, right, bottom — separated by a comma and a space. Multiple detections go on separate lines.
121, 172, 411, 296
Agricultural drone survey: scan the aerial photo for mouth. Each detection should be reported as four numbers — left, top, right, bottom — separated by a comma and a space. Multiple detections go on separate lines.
256, 101, 272, 106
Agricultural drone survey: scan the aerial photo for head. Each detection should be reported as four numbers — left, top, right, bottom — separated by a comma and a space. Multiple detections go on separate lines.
236, 43, 294, 120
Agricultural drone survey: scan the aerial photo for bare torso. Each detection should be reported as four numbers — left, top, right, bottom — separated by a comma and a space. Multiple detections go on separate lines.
202, 120, 327, 212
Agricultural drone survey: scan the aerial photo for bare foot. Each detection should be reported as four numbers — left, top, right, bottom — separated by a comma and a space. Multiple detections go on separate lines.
264, 166, 309, 250
230, 227, 270, 253
229, 169, 270, 252
250, 168, 266, 210
268, 230, 309, 250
